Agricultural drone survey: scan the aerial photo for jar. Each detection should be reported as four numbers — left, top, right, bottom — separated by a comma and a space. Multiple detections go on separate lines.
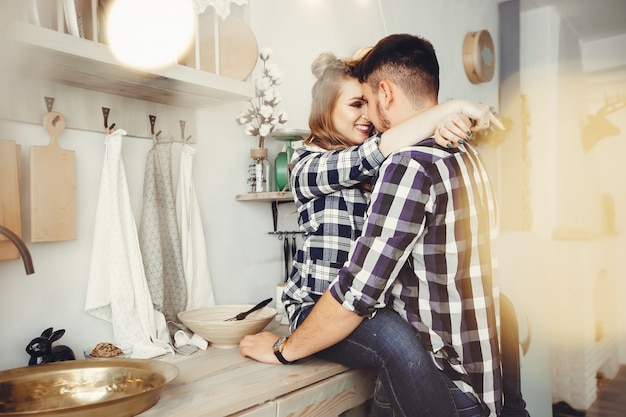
247, 148, 272, 193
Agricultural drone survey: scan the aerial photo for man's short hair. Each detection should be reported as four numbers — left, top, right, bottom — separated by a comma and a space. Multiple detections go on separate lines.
354, 34, 440, 108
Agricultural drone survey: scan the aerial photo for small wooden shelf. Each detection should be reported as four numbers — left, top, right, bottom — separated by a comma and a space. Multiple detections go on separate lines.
2, 22, 254, 109
235, 191, 294, 202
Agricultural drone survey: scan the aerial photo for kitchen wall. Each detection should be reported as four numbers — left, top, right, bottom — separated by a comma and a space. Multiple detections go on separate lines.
1, 0, 623, 415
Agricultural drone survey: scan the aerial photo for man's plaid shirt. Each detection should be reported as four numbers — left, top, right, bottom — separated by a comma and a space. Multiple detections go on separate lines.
329, 139, 502, 416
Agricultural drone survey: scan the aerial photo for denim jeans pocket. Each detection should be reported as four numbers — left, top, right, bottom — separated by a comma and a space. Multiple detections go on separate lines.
373, 378, 394, 417
447, 386, 485, 417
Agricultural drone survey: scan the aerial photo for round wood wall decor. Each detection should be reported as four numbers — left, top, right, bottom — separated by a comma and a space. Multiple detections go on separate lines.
463, 30, 495, 84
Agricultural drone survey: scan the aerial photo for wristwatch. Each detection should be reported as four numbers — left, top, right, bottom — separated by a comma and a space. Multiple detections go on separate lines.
273, 336, 295, 365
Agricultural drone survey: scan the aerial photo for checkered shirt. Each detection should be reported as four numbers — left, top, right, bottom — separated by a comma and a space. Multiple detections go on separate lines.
282, 135, 385, 331
328, 138, 502, 416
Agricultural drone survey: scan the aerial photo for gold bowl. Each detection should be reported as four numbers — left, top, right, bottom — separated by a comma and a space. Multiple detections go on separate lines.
0, 358, 178, 416
178, 304, 277, 348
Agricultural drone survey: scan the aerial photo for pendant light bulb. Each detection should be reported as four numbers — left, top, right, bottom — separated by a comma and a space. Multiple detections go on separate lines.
106, 0, 196, 70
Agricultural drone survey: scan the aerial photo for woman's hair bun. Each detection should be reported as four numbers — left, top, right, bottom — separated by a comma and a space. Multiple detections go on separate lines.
311, 52, 345, 79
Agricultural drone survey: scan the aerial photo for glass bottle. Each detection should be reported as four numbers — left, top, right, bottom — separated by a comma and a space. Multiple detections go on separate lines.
247, 148, 272, 193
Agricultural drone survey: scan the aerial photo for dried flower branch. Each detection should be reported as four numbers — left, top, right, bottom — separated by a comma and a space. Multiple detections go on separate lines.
236, 48, 288, 148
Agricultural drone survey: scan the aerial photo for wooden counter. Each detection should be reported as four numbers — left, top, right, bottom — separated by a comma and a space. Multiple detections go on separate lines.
139, 325, 376, 417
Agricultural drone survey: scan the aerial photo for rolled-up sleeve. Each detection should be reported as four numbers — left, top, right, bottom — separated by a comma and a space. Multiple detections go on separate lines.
329, 152, 431, 316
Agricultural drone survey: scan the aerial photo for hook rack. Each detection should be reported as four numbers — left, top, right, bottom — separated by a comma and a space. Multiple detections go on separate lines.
268, 231, 303, 240
269, 200, 302, 239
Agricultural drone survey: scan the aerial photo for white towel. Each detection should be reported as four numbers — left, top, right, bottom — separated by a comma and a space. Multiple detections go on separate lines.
177, 143, 215, 309
85, 129, 172, 358
139, 136, 187, 323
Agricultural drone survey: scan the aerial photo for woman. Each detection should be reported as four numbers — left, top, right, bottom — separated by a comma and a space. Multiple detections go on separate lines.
245, 52, 498, 417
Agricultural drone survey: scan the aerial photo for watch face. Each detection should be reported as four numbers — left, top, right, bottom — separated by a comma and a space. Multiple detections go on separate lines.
273, 336, 285, 351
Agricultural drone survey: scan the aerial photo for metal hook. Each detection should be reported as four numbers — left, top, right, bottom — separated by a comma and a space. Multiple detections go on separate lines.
43, 97, 60, 126
179, 120, 192, 143
102, 107, 116, 131
44, 97, 54, 113
149, 114, 161, 137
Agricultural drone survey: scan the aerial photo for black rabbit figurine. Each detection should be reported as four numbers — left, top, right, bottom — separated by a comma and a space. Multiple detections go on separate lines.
25, 327, 76, 366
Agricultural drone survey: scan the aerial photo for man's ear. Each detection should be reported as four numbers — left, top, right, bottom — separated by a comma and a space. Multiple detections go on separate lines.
378, 80, 394, 110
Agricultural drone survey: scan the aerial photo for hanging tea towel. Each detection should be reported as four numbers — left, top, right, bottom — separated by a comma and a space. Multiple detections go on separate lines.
85, 129, 172, 358
139, 135, 187, 324
177, 143, 215, 310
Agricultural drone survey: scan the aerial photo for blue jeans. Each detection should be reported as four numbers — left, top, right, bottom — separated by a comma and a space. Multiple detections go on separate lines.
374, 377, 485, 417
298, 307, 485, 417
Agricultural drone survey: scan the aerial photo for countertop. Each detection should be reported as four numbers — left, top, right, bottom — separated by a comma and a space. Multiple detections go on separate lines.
139, 323, 375, 417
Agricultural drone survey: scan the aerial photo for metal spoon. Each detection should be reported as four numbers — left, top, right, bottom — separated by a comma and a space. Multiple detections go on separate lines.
224, 298, 273, 321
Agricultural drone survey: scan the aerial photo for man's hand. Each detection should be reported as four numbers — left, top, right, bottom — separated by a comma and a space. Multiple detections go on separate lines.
240, 291, 363, 365
239, 331, 281, 364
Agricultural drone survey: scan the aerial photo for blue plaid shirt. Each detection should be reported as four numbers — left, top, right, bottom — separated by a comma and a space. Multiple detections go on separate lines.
329, 139, 502, 416
282, 135, 385, 330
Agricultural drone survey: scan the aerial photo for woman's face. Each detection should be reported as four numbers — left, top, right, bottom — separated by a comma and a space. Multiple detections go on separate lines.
331, 78, 372, 146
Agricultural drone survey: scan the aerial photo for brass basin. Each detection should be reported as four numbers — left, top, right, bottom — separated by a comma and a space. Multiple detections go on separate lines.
0, 359, 178, 416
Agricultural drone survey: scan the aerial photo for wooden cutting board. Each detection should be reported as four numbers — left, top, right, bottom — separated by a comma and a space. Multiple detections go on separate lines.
0, 139, 22, 260
29, 111, 76, 242
182, 14, 258, 80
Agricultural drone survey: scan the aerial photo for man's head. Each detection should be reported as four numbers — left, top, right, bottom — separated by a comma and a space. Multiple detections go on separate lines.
354, 34, 440, 131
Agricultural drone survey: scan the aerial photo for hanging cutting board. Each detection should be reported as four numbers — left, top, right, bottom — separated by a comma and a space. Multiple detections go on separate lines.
0, 139, 22, 260
29, 111, 76, 242
182, 14, 258, 80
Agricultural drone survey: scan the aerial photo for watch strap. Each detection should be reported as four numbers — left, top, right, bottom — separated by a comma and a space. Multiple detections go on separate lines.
273, 336, 295, 365
274, 349, 293, 365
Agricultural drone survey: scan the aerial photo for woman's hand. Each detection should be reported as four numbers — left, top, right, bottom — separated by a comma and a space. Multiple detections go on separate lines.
240, 331, 282, 364
458, 101, 505, 133
434, 100, 505, 148
434, 112, 473, 148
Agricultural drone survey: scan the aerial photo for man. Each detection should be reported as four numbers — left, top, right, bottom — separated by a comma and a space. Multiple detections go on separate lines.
241, 34, 502, 417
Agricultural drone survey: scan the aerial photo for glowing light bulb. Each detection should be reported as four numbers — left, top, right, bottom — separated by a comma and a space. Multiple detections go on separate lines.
106, 0, 196, 70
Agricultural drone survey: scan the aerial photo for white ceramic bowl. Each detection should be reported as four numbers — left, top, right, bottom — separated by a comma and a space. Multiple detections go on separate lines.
178, 305, 277, 348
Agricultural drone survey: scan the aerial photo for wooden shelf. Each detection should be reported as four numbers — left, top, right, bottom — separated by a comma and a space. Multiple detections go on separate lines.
2, 22, 254, 109
235, 191, 294, 202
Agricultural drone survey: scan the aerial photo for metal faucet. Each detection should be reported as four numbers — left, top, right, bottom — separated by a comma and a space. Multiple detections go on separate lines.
0, 225, 34, 275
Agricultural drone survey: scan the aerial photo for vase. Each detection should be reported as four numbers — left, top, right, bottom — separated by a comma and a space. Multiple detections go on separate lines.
247, 148, 272, 193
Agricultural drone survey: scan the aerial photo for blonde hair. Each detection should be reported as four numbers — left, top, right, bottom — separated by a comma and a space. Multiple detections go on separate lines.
305, 52, 372, 150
